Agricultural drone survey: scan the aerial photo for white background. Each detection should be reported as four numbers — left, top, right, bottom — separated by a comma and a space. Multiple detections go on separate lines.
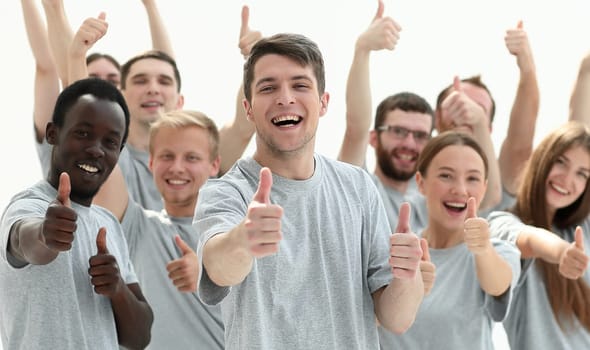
1, 1, 589, 349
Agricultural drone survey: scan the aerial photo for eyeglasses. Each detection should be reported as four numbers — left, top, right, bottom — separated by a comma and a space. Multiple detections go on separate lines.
376, 125, 430, 144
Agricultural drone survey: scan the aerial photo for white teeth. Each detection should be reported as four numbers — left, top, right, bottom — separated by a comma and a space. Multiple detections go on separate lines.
168, 179, 188, 185
142, 102, 161, 107
78, 164, 98, 173
398, 154, 414, 160
272, 115, 300, 124
551, 183, 569, 195
445, 202, 466, 209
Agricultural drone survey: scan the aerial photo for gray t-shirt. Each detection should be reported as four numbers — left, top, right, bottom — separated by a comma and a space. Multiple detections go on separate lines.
194, 155, 393, 350
35, 135, 52, 178
370, 174, 428, 234
378, 239, 520, 350
122, 199, 224, 349
0, 180, 137, 350
488, 211, 590, 350
118, 145, 163, 211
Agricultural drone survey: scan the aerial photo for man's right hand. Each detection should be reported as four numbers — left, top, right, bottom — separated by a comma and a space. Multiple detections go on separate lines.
242, 167, 283, 258
43, 172, 77, 251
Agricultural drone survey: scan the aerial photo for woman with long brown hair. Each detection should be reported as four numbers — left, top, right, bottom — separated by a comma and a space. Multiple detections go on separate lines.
489, 120, 590, 349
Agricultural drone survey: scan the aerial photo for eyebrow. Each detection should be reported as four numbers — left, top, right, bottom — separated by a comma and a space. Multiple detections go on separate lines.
254, 75, 313, 88
437, 166, 483, 174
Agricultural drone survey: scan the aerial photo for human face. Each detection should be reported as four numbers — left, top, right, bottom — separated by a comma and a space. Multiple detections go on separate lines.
47, 95, 126, 206
149, 126, 220, 217
87, 58, 121, 87
545, 145, 590, 213
372, 109, 432, 181
122, 58, 183, 128
417, 145, 487, 233
243, 54, 329, 158
436, 82, 493, 132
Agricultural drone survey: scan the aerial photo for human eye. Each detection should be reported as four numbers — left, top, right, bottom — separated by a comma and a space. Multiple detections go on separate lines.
104, 137, 120, 150
392, 126, 408, 137
259, 85, 275, 93
577, 171, 589, 181
186, 154, 201, 162
132, 77, 148, 85
74, 129, 89, 138
467, 175, 482, 183
414, 131, 430, 142
438, 172, 452, 180
159, 77, 173, 86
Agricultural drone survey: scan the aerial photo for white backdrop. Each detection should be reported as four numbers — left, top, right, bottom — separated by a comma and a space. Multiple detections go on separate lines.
1, 1, 589, 349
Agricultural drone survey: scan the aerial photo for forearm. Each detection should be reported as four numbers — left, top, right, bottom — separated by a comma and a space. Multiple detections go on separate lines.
338, 47, 372, 166
474, 248, 512, 296
218, 85, 255, 175
143, 0, 174, 58
41, 0, 74, 87
9, 218, 58, 265
499, 68, 539, 194
202, 226, 253, 287
374, 273, 424, 334
473, 126, 501, 210
111, 283, 153, 350
68, 50, 89, 85
569, 53, 590, 124
516, 227, 569, 262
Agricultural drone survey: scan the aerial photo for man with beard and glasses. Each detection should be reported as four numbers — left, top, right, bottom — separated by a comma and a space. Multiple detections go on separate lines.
337, 0, 431, 232
0, 78, 153, 350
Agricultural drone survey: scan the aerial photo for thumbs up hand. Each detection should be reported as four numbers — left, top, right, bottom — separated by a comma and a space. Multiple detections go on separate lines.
238, 5, 262, 58
504, 20, 534, 72
464, 197, 492, 255
389, 203, 422, 279
558, 226, 589, 280
419, 238, 436, 295
89, 227, 124, 297
241, 167, 283, 258
70, 12, 108, 58
357, 0, 402, 52
166, 235, 199, 292
440, 76, 488, 133
43, 172, 78, 252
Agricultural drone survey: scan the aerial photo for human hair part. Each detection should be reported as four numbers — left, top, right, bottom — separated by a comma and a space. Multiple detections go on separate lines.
374, 92, 434, 132
148, 110, 219, 161
51, 78, 130, 148
243, 33, 325, 103
435, 75, 496, 124
512, 120, 590, 331
120, 50, 181, 92
416, 131, 488, 179
86, 52, 121, 71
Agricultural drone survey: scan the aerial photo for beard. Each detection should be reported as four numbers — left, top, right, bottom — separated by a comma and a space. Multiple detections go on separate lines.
375, 142, 416, 182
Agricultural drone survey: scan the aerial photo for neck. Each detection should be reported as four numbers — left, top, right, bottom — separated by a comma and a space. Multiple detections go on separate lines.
374, 166, 410, 194
164, 201, 197, 218
253, 148, 315, 180
127, 121, 151, 152
422, 222, 463, 249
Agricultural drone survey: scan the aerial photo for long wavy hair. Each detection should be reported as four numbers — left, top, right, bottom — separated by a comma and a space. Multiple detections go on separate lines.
512, 121, 590, 330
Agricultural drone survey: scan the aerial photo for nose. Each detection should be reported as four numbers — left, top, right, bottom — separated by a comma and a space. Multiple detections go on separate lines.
170, 157, 184, 172
147, 79, 160, 95
275, 86, 295, 106
86, 142, 105, 158
400, 132, 418, 148
450, 178, 468, 196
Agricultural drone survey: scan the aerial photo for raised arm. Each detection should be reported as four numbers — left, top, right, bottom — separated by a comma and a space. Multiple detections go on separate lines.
142, 0, 174, 57
21, 0, 60, 143
68, 13, 108, 84
218, 5, 258, 175
202, 168, 282, 286
498, 21, 539, 195
8, 173, 76, 266
338, 0, 401, 167
464, 198, 512, 296
441, 77, 502, 210
41, 0, 74, 87
569, 52, 590, 125
374, 203, 423, 334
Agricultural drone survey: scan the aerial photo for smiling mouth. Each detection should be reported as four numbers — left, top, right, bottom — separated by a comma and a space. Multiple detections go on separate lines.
443, 201, 467, 213
167, 179, 189, 185
78, 163, 99, 174
550, 182, 570, 195
141, 101, 162, 108
271, 115, 302, 127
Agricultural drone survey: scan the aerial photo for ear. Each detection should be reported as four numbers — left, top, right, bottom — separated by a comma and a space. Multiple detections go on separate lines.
434, 108, 442, 132
209, 156, 221, 177
176, 94, 185, 109
148, 154, 154, 173
416, 171, 426, 195
46, 122, 58, 145
243, 99, 253, 122
319, 92, 330, 117
369, 130, 378, 149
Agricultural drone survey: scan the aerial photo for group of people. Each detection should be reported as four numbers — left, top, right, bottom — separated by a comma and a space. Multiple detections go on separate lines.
1, 0, 589, 349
